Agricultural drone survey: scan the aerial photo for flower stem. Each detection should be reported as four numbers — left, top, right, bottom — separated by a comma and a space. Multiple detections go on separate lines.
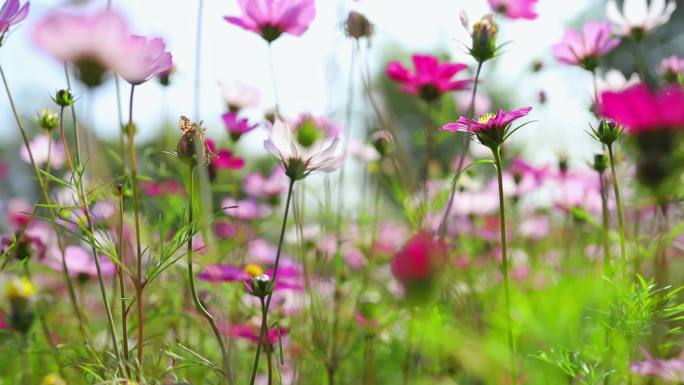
118, 191, 131, 378
493, 147, 516, 385
267, 43, 281, 119
0, 62, 89, 342
607, 144, 627, 280
598, 169, 611, 273
439, 60, 484, 239
186, 164, 232, 383
249, 178, 296, 385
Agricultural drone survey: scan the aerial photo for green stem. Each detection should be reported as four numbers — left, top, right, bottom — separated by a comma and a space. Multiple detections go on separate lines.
118, 191, 131, 377
599, 169, 611, 273
438, 60, 484, 239
267, 43, 281, 119
0, 62, 89, 341
493, 147, 516, 385
607, 145, 627, 280
186, 165, 232, 383
249, 178, 296, 385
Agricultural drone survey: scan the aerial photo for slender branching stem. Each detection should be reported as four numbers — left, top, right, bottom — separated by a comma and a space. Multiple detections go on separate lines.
493, 147, 516, 385
249, 178, 296, 385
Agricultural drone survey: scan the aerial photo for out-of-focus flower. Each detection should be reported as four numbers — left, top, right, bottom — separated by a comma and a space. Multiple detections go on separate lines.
1, 229, 46, 261
220, 81, 260, 112
264, 119, 343, 180
456, 92, 492, 116
222, 198, 273, 220
347, 139, 380, 163
139, 179, 184, 197
600, 84, 684, 133
33, 10, 130, 87
292, 114, 342, 139
6, 197, 32, 229
200, 262, 302, 292
224, 0, 316, 43
213, 220, 238, 239
386, 54, 471, 102
488, 0, 538, 20
206, 139, 245, 170
519, 215, 550, 239
231, 322, 287, 345
509, 157, 550, 188
345, 11, 373, 39
606, 0, 676, 39
631, 351, 684, 382
222, 111, 258, 141
370, 130, 393, 157
115, 35, 172, 85
0, 0, 29, 44
657, 55, 684, 84
4, 276, 36, 304
552, 21, 620, 71
391, 232, 447, 298
20, 133, 65, 169
595, 69, 640, 94
157, 65, 174, 87
40, 374, 67, 385
44, 245, 116, 279
441, 107, 532, 149
4, 275, 35, 333
243, 168, 287, 200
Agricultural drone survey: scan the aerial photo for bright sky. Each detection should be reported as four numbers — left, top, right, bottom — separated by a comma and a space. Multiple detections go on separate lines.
2, 0, 605, 166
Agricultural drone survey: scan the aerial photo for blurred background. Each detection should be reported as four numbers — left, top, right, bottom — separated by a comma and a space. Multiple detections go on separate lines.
1, 0, 683, 191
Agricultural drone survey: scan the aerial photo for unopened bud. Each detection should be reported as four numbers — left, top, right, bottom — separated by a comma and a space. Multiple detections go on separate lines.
371, 130, 393, 157
345, 11, 374, 40
37, 109, 59, 131
469, 14, 498, 63
251, 274, 273, 298
593, 153, 607, 173
53, 89, 75, 107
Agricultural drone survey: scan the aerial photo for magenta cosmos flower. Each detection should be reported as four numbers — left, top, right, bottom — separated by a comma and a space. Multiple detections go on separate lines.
0, 0, 29, 43
386, 54, 471, 102
33, 10, 130, 87
600, 84, 684, 133
224, 0, 316, 43
441, 107, 532, 149
115, 35, 172, 85
551, 21, 620, 71
391, 232, 447, 298
488, 0, 538, 20
222, 111, 258, 141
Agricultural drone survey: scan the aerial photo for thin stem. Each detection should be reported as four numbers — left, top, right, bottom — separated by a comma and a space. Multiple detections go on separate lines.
22, 333, 30, 384
493, 147, 516, 385
58, 106, 75, 178
186, 165, 232, 383
63, 64, 81, 164
599, 169, 611, 273
118, 191, 131, 377
607, 145, 627, 280
258, 297, 272, 385
267, 43, 281, 118
438, 60, 484, 239
193, 0, 204, 121
249, 178, 296, 385
126, 84, 146, 378
0, 62, 89, 341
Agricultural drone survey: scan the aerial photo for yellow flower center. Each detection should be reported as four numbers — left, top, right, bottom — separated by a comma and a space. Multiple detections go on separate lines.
477, 112, 496, 124
244, 263, 264, 278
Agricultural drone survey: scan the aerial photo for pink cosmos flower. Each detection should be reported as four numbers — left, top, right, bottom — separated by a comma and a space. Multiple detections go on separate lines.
442, 107, 532, 148
631, 351, 684, 382
115, 35, 173, 85
243, 168, 287, 199
222, 112, 258, 141
391, 232, 447, 286
551, 21, 620, 70
657, 55, 684, 81
32, 10, 130, 86
224, 0, 316, 43
600, 84, 684, 133
213, 220, 238, 239
231, 323, 287, 345
20, 134, 65, 169
200, 262, 302, 291
6, 197, 32, 229
456, 92, 492, 117
44, 245, 115, 278
488, 0, 538, 20
0, 0, 29, 38
206, 140, 245, 170
222, 198, 272, 220
386, 54, 471, 102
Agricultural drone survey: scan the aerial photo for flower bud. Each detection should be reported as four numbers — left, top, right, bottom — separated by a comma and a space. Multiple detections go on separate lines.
36, 109, 59, 131
591, 119, 622, 146
593, 153, 607, 173
469, 14, 498, 63
53, 89, 75, 107
371, 130, 393, 157
345, 11, 374, 40
5, 276, 36, 334
250, 274, 273, 298
157, 66, 174, 87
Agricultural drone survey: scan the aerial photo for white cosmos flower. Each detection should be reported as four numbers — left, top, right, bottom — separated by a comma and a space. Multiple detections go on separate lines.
606, 0, 676, 36
595, 69, 640, 94
220, 81, 260, 111
264, 119, 344, 180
